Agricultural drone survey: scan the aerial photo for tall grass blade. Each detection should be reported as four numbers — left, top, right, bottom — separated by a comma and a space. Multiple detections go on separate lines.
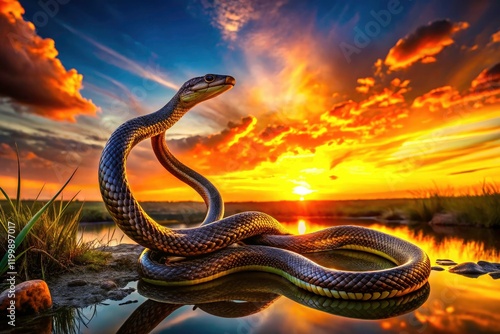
0, 169, 77, 276
0, 187, 15, 212
15, 143, 21, 214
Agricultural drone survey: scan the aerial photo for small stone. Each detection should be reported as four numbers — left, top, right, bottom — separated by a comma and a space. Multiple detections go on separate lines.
436, 260, 457, 266
107, 287, 134, 301
429, 213, 462, 225
450, 262, 488, 275
100, 280, 117, 290
431, 266, 445, 271
477, 261, 500, 272
0, 280, 52, 315
490, 272, 500, 280
67, 279, 87, 287
84, 295, 101, 304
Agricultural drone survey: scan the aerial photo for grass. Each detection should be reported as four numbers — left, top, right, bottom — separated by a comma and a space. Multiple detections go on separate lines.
0, 192, 109, 281
0, 152, 110, 282
408, 182, 500, 227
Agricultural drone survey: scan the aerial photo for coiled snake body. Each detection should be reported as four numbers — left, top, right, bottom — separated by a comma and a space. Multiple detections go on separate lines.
99, 74, 430, 300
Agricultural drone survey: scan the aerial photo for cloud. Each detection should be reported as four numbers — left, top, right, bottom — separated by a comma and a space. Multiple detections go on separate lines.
412, 86, 461, 111
413, 63, 500, 111
355, 77, 375, 94
384, 20, 469, 71
490, 30, 500, 44
471, 63, 500, 91
448, 167, 492, 175
0, 0, 97, 122
200, 0, 286, 41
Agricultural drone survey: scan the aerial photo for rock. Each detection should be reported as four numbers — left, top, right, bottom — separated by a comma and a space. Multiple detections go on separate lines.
0, 280, 52, 315
431, 266, 445, 271
490, 272, 500, 279
67, 279, 87, 287
107, 288, 135, 301
429, 213, 462, 226
477, 261, 500, 272
436, 259, 457, 266
449, 262, 488, 275
100, 280, 118, 290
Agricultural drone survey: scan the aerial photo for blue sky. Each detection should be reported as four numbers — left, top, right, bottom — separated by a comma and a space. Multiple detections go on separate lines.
1, 0, 499, 201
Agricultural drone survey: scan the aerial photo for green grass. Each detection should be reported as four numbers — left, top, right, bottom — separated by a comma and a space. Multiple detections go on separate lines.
408, 182, 500, 227
0, 194, 110, 280
0, 152, 110, 281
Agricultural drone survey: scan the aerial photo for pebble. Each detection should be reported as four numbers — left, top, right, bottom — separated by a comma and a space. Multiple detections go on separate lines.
449, 262, 487, 275
100, 280, 118, 290
477, 261, 500, 272
490, 272, 500, 280
107, 287, 135, 301
67, 279, 87, 287
0, 280, 52, 315
435, 259, 458, 266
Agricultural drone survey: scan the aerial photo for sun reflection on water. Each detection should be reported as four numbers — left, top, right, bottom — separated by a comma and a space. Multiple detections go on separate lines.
297, 219, 306, 234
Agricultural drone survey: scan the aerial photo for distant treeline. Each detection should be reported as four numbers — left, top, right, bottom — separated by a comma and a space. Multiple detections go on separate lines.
2, 189, 499, 227
1, 198, 413, 223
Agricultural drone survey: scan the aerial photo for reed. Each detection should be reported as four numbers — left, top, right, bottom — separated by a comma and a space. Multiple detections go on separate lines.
408, 182, 500, 227
0, 152, 107, 281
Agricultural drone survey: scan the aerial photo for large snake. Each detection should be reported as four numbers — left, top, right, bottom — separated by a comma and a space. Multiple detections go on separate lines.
99, 74, 431, 300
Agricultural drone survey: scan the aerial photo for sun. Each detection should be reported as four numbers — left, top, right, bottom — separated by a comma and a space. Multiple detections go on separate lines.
293, 185, 313, 201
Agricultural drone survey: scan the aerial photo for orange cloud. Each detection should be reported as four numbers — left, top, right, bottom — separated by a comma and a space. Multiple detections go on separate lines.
384, 20, 469, 71
0, 0, 97, 122
357, 88, 405, 110
412, 86, 461, 111
356, 77, 375, 94
412, 63, 500, 111
490, 30, 500, 44
471, 63, 500, 91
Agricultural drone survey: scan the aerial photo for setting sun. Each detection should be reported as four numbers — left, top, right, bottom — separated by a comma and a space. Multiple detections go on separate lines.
293, 185, 313, 196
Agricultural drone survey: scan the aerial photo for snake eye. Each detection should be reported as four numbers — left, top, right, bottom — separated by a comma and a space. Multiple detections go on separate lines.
204, 74, 215, 83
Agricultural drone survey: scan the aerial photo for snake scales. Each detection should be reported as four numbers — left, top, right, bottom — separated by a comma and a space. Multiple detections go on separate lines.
99, 74, 431, 300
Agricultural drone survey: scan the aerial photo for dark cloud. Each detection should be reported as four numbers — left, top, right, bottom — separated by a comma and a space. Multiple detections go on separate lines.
471, 63, 500, 91
0, 1, 97, 122
0, 125, 102, 184
385, 20, 469, 71
448, 167, 492, 175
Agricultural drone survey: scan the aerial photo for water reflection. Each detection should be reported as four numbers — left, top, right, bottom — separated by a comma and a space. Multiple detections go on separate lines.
116, 273, 429, 334
74, 218, 500, 334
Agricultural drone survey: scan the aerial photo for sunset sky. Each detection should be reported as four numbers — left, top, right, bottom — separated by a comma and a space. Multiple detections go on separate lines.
0, 0, 499, 202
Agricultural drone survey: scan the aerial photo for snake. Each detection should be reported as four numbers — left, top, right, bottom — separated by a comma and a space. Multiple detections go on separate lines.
98, 74, 431, 301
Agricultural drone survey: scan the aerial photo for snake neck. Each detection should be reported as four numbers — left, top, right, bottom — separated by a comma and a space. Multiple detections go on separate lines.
151, 133, 224, 226
99, 96, 186, 245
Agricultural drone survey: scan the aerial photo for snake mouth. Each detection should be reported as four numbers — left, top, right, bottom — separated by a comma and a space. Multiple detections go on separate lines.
181, 75, 235, 104
191, 75, 235, 92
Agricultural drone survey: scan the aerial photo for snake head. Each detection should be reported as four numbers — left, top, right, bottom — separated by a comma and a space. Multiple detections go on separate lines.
179, 74, 235, 107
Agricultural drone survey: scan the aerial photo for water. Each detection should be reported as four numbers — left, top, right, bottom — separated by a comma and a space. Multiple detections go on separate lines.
27, 219, 500, 333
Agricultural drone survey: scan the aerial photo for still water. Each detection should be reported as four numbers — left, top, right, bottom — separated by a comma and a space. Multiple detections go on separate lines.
70, 219, 500, 333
